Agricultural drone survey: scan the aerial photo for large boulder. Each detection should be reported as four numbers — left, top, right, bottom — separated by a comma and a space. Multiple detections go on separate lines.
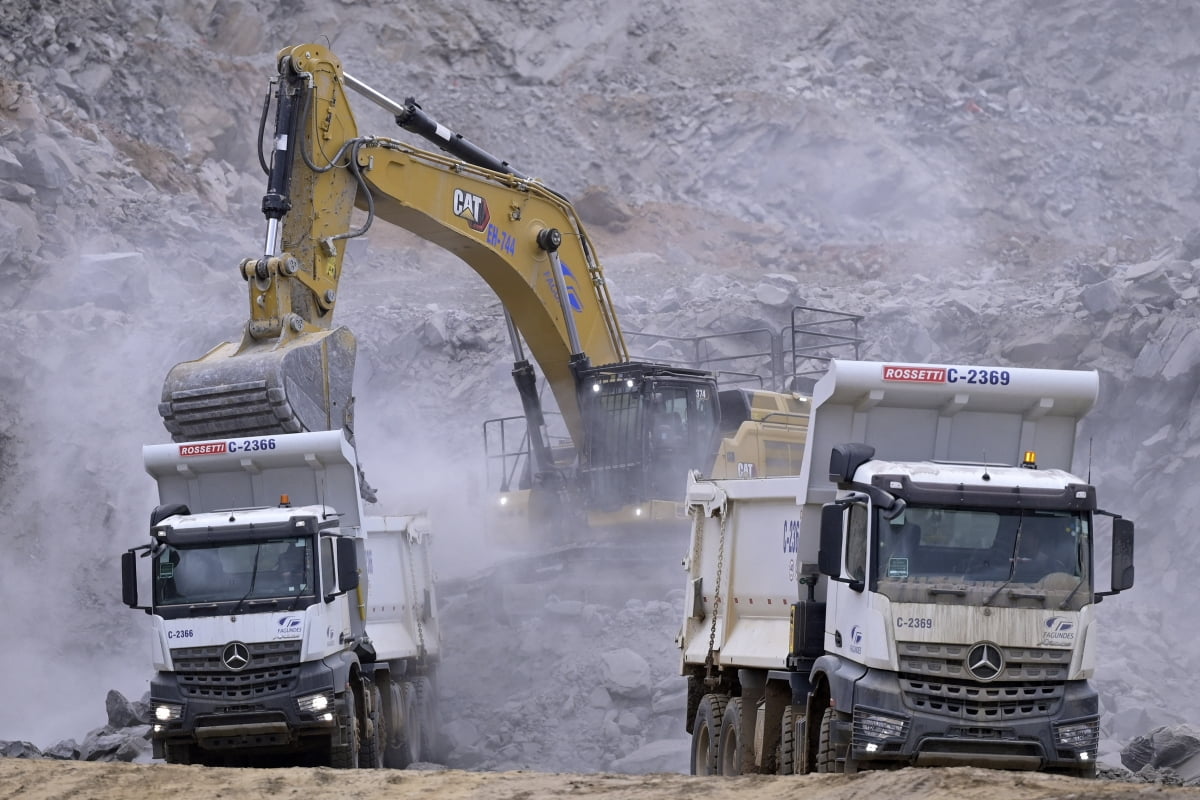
600, 648, 652, 700
0, 740, 42, 758
1122, 724, 1200, 783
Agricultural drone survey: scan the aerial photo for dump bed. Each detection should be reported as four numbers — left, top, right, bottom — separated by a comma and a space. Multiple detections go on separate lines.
679, 473, 816, 670
143, 429, 362, 528
362, 513, 440, 663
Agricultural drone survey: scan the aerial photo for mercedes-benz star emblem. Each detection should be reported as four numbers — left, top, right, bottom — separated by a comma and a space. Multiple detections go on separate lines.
221, 641, 251, 672
965, 642, 1004, 681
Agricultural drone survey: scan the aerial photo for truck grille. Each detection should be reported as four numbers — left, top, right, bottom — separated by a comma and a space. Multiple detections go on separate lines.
170, 641, 302, 701
897, 641, 1070, 682
902, 677, 1062, 722
897, 641, 1067, 722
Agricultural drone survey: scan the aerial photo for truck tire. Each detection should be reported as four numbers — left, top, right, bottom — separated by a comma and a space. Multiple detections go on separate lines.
385, 681, 422, 768
718, 697, 745, 775
330, 690, 360, 769
817, 707, 845, 774
359, 683, 384, 768
689, 693, 727, 776
383, 681, 408, 769
777, 705, 796, 775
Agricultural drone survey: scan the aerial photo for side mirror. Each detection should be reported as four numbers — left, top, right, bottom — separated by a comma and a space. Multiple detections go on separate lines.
336, 537, 359, 594
1110, 518, 1134, 592
121, 551, 140, 609
818, 504, 844, 578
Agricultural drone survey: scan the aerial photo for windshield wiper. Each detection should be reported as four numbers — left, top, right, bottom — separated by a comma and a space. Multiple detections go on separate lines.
285, 582, 307, 612
927, 587, 967, 597
229, 545, 263, 617
984, 514, 1024, 606
1058, 576, 1086, 609
186, 603, 219, 614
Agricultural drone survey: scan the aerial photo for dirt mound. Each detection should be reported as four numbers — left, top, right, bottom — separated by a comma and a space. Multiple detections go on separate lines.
4, 759, 1200, 800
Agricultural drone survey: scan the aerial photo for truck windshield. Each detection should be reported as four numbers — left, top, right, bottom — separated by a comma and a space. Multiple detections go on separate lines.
874, 505, 1091, 607
153, 536, 315, 606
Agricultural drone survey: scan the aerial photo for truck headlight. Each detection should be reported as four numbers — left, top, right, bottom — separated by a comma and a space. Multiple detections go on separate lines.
297, 691, 332, 713
853, 707, 909, 744
1055, 719, 1099, 750
153, 702, 183, 722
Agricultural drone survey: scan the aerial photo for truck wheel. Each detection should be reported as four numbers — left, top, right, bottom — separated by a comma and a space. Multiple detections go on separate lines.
689, 693, 727, 775
386, 681, 422, 768
718, 697, 745, 775
817, 707, 845, 773
777, 705, 796, 775
330, 690, 360, 769
383, 681, 408, 769
359, 684, 384, 769
403, 681, 424, 764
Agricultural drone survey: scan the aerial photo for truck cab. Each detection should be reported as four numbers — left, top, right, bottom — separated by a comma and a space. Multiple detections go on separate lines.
816, 443, 1134, 773
128, 500, 363, 762
123, 430, 439, 767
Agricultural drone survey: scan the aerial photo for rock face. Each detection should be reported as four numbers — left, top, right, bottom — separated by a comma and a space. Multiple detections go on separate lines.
2, 0, 1200, 777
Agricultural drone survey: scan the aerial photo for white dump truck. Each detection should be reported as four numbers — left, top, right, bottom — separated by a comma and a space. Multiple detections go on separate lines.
122, 429, 440, 768
677, 360, 1134, 778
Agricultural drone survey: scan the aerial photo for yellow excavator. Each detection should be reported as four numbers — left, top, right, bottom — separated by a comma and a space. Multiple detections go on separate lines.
159, 43, 813, 537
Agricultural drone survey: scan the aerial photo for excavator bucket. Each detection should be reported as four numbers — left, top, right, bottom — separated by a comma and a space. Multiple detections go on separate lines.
159, 326, 357, 443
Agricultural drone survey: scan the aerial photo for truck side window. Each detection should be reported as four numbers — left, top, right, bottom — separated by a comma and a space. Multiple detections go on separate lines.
847, 504, 868, 582
320, 537, 336, 595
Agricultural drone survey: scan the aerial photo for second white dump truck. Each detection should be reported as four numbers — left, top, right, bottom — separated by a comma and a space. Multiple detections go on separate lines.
122, 429, 440, 768
678, 360, 1134, 777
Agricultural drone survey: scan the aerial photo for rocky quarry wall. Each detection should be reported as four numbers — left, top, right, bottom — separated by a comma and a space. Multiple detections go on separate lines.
2, 0, 1200, 781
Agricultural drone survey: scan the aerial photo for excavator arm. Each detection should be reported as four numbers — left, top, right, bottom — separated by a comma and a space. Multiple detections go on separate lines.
160, 43, 628, 447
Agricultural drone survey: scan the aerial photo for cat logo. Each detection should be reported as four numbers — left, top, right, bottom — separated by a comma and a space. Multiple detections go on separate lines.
453, 188, 491, 232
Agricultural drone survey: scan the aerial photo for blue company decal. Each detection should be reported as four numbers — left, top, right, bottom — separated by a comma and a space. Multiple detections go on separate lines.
543, 261, 584, 313
849, 625, 864, 655
485, 222, 516, 255
782, 519, 801, 553
1042, 616, 1076, 646
166, 628, 195, 640
275, 615, 303, 639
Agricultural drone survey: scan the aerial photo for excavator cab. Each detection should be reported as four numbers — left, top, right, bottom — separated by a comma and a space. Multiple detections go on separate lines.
575, 363, 720, 513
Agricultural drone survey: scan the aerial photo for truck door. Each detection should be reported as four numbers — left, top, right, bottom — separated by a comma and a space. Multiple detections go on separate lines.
828, 501, 878, 667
